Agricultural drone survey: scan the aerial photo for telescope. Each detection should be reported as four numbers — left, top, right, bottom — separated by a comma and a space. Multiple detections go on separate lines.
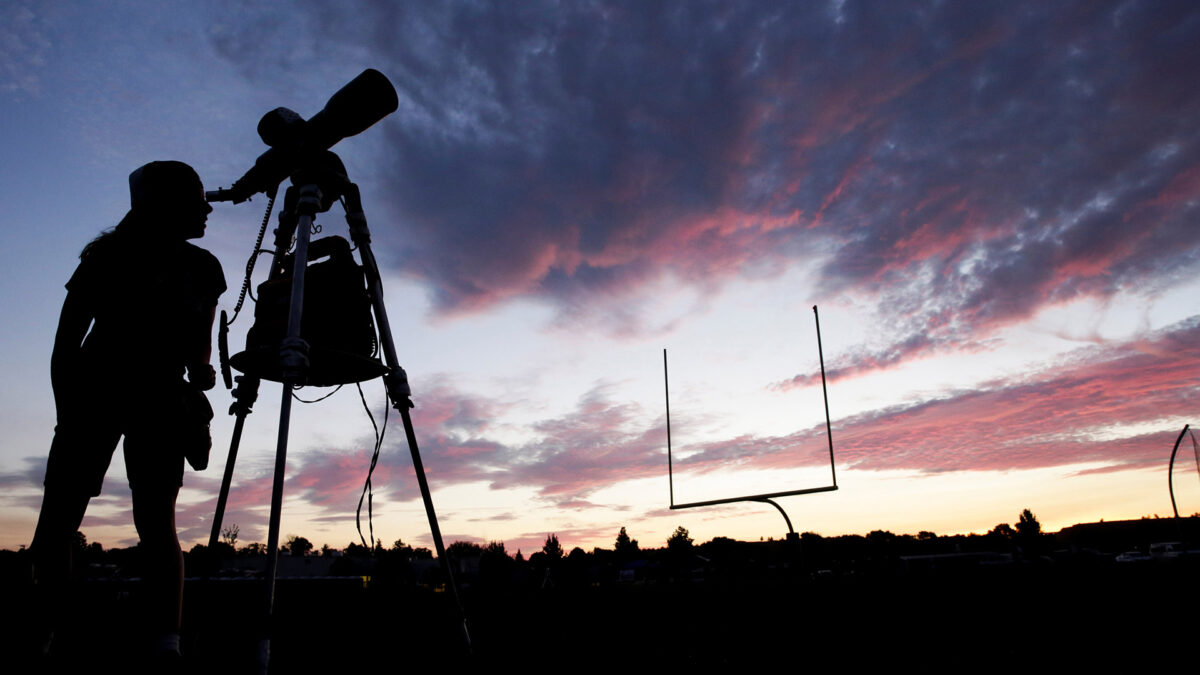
206, 68, 399, 204
205, 68, 471, 672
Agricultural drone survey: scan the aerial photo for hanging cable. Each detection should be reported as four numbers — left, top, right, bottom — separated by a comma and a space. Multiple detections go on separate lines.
244, 249, 277, 305
227, 193, 276, 325
291, 384, 343, 403
355, 379, 388, 549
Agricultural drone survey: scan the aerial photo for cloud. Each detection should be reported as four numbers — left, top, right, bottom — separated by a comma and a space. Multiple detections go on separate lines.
467, 511, 519, 522
16, 1, 1183, 547
0, 2, 51, 97
527, 316, 1195, 481
769, 316, 1200, 475
200, 1, 1200, 386
503, 523, 625, 554
179, 315, 1198, 540
6, 314, 1192, 546
174, 473, 273, 545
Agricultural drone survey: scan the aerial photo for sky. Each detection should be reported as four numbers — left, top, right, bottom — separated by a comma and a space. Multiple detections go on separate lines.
1, 0, 1198, 554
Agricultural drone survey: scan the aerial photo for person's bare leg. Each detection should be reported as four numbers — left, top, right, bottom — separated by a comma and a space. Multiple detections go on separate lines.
131, 485, 183, 651
29, 484, 92, 653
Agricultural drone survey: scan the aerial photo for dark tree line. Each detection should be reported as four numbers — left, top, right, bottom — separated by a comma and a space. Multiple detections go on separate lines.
20, 507, 1196, 588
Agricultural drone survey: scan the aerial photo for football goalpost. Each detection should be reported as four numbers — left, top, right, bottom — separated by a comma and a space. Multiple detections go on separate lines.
663, 305, 838, 540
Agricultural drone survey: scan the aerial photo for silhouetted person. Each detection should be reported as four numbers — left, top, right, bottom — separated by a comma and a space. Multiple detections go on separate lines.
30, 161, 225, 664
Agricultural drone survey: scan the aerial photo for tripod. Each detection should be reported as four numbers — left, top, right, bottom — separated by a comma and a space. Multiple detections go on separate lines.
206, 151, 469, 673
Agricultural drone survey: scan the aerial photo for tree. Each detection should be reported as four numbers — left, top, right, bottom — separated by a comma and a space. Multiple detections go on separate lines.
480, 541, 513, 586
480, 541, 510, 566
542, 534, 564, 560
447, 541, 484, 559
667, 526, 693, 552
285, 535, 313, 557
221, 523, 240, 550
1015, 508, 1045, 556
1016, 509, 1042, 537
390, 538, 414, 559
866, 530, 896, 544
988, 523, 1015, 539
615, 527, 639, 555
344, 541, 371, 557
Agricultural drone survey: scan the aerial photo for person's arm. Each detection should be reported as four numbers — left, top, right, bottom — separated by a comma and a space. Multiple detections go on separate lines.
50, 291, 94, 415
185, 305, 217, 391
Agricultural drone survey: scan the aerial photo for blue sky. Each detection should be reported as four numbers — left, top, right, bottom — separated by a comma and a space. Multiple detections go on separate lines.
2, 0, 1198, 552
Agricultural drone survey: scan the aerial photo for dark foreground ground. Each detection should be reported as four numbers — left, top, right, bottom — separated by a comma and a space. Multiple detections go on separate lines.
5, 557, 1197, 673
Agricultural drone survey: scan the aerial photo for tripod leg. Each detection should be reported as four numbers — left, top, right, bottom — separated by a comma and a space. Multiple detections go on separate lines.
396, 403, 471, 648
344, 184, 472, 651
207, 376, 260, 550
257, 185, 319, 675
257, 385, 294, 673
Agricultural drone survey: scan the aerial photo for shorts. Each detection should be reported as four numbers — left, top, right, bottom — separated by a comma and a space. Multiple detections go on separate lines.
44, 383, 187, 497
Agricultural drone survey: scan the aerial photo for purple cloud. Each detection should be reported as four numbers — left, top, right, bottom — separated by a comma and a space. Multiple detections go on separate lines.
202, 3, 1200, 391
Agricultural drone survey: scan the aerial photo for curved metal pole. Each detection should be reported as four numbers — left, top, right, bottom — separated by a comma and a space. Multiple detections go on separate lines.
1169, 424, 1190, 519
755, 497, 796, 536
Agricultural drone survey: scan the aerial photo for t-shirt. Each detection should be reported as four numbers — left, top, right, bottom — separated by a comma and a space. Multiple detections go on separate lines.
67, 236, 226, 382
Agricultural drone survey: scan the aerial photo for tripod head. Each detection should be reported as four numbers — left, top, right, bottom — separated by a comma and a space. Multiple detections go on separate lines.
207, 69, 398, 204
282, 150, 350, 215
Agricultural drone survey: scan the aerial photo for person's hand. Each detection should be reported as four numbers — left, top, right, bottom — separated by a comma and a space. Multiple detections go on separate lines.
188, 363, 216, 391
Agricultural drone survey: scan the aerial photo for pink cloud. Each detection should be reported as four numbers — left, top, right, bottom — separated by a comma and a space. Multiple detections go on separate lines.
230, 318, 1200, 525
782, 319, 1200, 475
10, 317, 1195, 547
